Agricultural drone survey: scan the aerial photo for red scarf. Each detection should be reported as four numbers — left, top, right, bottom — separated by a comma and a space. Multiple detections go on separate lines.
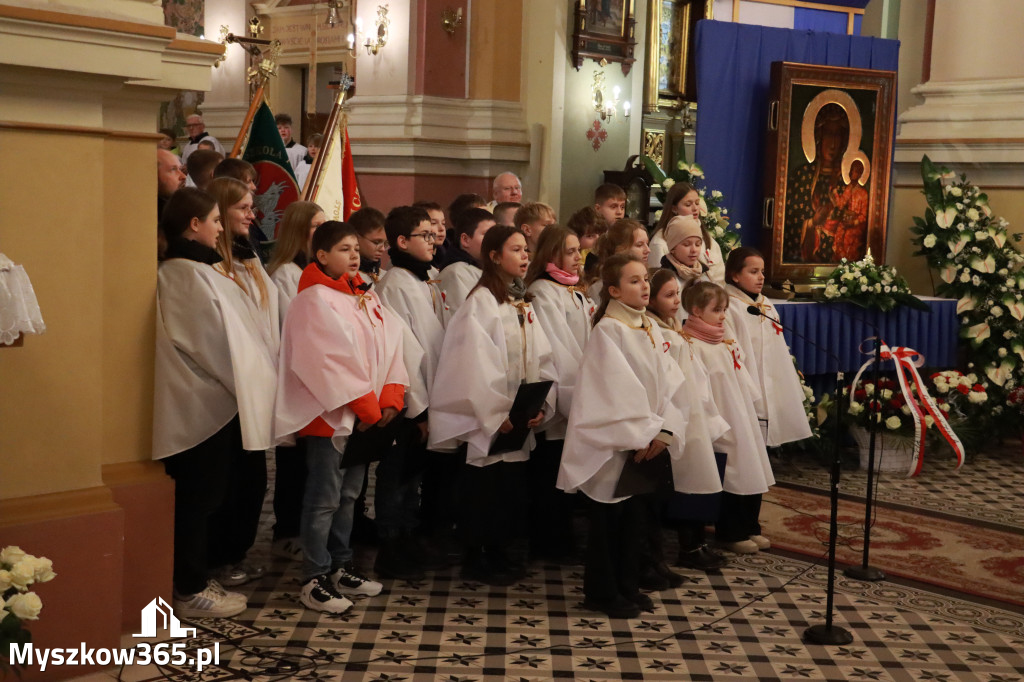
298, 262, 368, 295
683, 315, 725, 344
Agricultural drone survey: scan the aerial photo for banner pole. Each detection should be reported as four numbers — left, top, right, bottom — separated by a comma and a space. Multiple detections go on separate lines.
230, 82, 266, 158
301, 84, 348, 201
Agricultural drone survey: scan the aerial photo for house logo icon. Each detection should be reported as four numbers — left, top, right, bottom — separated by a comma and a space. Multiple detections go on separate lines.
133, 597, 196, 638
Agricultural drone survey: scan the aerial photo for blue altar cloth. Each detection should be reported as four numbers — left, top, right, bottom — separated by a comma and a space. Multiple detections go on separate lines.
772, 297, 959, 377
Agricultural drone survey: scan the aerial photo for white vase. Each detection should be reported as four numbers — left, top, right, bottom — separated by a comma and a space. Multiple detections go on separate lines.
851, 425, 917, 474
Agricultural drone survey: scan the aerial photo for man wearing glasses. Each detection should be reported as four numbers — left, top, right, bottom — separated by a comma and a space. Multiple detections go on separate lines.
181, 113, 225, 164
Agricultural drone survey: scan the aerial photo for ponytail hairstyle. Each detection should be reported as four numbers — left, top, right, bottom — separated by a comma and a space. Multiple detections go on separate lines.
723, 246, 764, 286
475, 224, 534, 304
594, 218, 645, 261
646, 267, 680, 326
268, 201, 323, 276
592, 253, 641, 325
524, 224, 575, 286
160, 187, 218, 244
207, 176, 269, 307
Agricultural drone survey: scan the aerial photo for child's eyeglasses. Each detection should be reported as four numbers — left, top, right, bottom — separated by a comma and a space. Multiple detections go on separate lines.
408, 232, 436, 243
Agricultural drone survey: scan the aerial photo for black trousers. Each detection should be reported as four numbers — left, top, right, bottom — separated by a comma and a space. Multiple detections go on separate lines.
584, 496, 643, 604
527, 434, 576, 557
637, 491, 670, 569
716, 492, 763, 542
420, 447, 464, 537
273, 440, 307, 540
163, 416, 238, 595
375, 418, 425, 538
458, 459, 527, 551
207, 446, 267, 568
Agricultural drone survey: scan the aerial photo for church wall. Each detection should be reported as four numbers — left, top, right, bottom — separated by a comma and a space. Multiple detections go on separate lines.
468, 1, 522, 102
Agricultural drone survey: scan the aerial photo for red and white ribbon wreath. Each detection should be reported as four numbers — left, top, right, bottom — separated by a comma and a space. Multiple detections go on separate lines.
851, 341, 965, 477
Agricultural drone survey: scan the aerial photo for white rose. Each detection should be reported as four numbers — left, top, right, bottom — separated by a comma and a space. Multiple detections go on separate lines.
0, 546, 28, 567
949, 186, 962, 196
923, 234, 937, 248
864, 384, 875, 395
966, 373, 978, 383
25, 556, 55, 583
998, 348, 1008, 357
662, 178, 676, 189
874, 283, 882, 293
5, 591, 43, 621
848, 401, 864, 415
711, 190, 722, 199
824, 283, 840, 298
975, 230, 987, 241
940, 403, 951, 412
884, 286, 892, 293
960, 272, 971, 283
924, 415, 935, 428
880, 389, 893, 400
860, 276, 869, 286
0, 569, 12, 592
885, 416, 902, 430
840, 286, 848, 294
9, 560, 35, 589
967, 208, 980, 221
968, 391, 987, 404
935, 382, 949, 394
991, 306, 1003, 317
901, 405, 912, 415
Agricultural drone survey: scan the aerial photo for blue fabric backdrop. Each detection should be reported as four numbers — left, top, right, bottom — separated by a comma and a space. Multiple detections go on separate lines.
693, 21, 899, 249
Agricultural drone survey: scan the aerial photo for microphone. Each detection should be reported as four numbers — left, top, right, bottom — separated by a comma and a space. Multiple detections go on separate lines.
745, 304, 842, 364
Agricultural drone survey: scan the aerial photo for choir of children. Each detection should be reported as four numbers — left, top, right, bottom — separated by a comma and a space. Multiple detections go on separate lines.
154, 178, 808, 621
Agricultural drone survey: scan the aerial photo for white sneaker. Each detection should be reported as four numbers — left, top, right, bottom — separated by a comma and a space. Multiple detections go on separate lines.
207, 579, 247, 605
215, 564, 249, 586
174, 582, 247, 618
272, 537, 303, 561
718, 539, 760, 554
749, 534, 771, 550
331, 564, 383, 597
300, 575, 353, 614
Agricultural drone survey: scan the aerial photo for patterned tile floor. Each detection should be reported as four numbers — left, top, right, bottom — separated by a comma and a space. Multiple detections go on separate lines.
74, 449, 1024, 682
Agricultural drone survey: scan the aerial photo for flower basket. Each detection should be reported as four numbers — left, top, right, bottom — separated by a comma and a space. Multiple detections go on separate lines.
850, 426, 916, 473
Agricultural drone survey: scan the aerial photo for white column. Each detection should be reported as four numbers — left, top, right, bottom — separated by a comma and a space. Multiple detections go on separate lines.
201, 0, 251, 144
896, 0, 1024, 186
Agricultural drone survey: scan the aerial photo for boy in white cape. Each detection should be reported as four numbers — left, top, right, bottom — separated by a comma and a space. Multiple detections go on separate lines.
438, 207, 495, 315
275, 221, 411, 614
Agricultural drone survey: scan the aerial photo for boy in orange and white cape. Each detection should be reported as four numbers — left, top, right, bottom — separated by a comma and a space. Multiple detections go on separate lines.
275, 221, 415, 614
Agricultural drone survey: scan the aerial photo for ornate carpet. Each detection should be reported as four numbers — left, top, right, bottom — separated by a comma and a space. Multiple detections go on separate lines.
762, 486, 1024, 607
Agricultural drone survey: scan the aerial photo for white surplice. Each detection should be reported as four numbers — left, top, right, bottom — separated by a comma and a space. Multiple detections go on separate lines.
376, 266, 449, 418
526, 278, 595, 439
683, 330, 774, 495
725, 285, 813, 446
153, 258, 278, 459
438, 261, 481, 316
655, 317, 731, 494
270, 261, 302, 324
556, 300, 690, 503
428, 288, 557, 467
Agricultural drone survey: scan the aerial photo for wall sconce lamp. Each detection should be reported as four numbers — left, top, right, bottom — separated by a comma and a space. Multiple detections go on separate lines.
592, 71, 630, 121
364, 4, 390, 56
441, 7, 463, 35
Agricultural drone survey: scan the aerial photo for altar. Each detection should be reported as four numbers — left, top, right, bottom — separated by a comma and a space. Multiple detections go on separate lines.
771, 297, 959, 386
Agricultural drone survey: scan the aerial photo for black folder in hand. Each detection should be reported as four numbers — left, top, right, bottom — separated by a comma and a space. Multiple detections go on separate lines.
613, 450, 674, 497
488, 380, 554, 455
340, 414, 404, 468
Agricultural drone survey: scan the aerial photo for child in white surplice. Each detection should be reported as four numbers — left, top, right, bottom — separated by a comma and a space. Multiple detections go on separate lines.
524, 225, 595, 562
429, 225, 557, 587
724, 247, 812, 448
558, 255, 694, 619
680, 282, 774, 555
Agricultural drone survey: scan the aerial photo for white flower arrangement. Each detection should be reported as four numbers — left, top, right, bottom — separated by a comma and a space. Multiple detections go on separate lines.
822, 253, 923, 312
1, 546, 56, 667
911, 156, 1024, 436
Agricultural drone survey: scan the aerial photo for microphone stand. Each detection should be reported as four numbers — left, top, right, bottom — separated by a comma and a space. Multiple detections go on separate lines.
746, 306, 853, 645
818, 304, 887, 583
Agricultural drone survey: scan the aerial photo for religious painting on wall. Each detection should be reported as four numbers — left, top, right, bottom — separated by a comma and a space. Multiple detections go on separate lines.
572, 0, 637, 75
643, 0, 710, 112
761, 62, 896, 285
